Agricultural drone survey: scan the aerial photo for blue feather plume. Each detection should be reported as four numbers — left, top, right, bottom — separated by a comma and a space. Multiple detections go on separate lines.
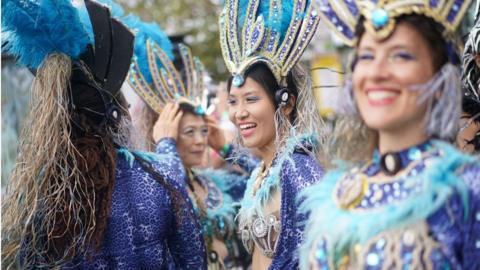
2, 0, 90, 69
237, 0, 295, 42
122, 14, 173, 84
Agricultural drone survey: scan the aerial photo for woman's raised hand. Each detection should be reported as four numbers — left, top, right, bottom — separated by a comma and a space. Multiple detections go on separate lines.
206, 116, 226, 152
153, 103, 183, 143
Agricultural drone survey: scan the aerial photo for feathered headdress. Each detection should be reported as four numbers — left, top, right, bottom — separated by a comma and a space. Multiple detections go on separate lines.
124, 16, 206, 114
219, 0, 322, 87
316, 0, 472, 46
2, 0, 134, 124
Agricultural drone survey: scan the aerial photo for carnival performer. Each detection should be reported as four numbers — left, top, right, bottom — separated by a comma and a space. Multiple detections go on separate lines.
300, 0, 480, 269
459, 10, 480, 154
218, 0, 325, 268
1, 0, 206, 268
124, 14, 253, 268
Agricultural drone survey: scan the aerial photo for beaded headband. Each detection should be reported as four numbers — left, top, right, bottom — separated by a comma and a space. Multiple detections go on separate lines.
316, 0, 472, 46
219, 0, 321, 87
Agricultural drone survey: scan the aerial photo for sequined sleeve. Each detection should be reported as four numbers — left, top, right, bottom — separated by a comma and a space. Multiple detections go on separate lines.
458, 163, 480, 269
270, 151, 323, 269
153, 138, 207, 268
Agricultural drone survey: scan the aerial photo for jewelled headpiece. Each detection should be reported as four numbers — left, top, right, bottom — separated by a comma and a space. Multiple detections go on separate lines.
219, 0, 321, 87
316, 0, 472, 46
127, 21, 205, 115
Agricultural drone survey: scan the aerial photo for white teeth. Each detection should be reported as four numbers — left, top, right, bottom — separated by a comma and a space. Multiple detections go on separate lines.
240, 123, 256, 130
367, 91, 398, 101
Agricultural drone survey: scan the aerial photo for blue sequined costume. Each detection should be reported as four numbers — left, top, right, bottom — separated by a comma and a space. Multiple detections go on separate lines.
238, 136, 324, 269
300, 140, 480, 269
66, 138, 206, 269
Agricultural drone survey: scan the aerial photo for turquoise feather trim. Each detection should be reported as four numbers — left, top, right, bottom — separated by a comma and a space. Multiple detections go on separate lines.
2, 0, 90, 69
195, 169, 240, 237
237, 132, 316, 226
116, 147, 175, 168
299, 140, 475, 268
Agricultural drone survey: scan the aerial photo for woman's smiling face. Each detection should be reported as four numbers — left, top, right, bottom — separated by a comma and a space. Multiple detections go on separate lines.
228, 77, 276, 149
353, 22, 435, 134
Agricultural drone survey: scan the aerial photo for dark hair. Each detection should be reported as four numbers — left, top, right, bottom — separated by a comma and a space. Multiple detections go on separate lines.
226, 63, 299, 121
178, 102, 202, 116
354, 14, 457, 72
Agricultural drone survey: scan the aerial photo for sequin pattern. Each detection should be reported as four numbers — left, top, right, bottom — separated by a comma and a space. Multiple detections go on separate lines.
65, 138, 206, 269
268, 151, 323, 269
303, 142, 480, 270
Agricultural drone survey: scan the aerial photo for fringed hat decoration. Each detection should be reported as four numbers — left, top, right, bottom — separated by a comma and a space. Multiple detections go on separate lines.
219, 0, 322, 87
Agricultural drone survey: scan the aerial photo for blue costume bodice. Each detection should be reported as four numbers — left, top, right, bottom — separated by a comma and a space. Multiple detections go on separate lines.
300, 140, 480, 270
238, 136, 324, 269
66, 138, 206, 269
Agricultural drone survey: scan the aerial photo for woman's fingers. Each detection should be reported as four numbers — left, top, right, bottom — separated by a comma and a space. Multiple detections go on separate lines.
173, 109, 183, 128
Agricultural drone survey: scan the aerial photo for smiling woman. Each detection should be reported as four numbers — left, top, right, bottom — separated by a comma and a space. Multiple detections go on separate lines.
219, 0, 326, 268
300, 1, 480, 269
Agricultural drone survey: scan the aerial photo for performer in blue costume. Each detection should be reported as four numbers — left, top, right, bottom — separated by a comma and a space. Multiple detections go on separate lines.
1, 0, 205, 268
300, 0, 480, 269
124, 14, 253, 268
218, 0, 325, 268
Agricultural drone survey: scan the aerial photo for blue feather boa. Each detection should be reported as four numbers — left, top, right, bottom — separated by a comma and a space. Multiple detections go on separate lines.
299, 140, 476, 268
122, 15, 173, 84
237, 132, 316, 226
195, 169, 242, 237
2, 0, 90, 68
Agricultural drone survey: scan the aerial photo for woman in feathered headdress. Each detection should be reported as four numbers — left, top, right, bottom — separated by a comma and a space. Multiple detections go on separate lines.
118, 11, 256, 268
218, 0, 326, 268
1, 0, 205, 268
299, 0, 480, 269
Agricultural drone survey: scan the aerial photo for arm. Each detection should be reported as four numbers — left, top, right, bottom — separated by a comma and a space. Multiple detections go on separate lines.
271, 152, 324, 269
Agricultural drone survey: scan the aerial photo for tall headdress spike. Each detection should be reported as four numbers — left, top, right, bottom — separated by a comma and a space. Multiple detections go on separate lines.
219, 0, 322, 87
315, 0, 472, 47
125, 17, 206, 114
